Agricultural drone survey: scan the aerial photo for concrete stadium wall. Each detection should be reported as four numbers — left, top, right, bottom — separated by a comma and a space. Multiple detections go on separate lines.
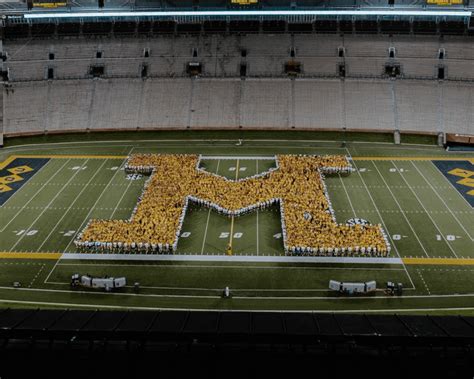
3, 78, 473, 136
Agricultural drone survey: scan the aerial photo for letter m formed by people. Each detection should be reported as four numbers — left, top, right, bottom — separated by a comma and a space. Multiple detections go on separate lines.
76, 154, 389, 256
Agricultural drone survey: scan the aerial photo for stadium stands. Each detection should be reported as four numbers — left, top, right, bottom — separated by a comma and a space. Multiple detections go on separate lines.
5, 35, 474, 80
3, 77, 473, 136
2, 34, 474, 136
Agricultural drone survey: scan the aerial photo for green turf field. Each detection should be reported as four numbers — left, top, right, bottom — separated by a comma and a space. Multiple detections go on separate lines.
0, 135, 473, 313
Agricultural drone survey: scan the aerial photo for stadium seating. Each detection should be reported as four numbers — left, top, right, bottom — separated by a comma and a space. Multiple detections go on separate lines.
2, 34, 474, 136
3, 77, 474, 136
5, 34, 474, 80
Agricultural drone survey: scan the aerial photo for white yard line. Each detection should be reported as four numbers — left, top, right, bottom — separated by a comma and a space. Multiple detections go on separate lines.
200, 159, 220, 255
338, 173, 356, 217
416, 269, 431, 295
36, 160, 108, 252
110, 174, 134, 219
109, 145, 135, 220
27, 264, 45, 288
370, 161, 430, 258
200, 209, 212, 255
61, 158, 128, 254
256, 159, 259, 256
411, 161, 473, 241
391, 160, 459, 258
9, 159, 89, 252
350, 159, 416, 290
0, 160, 70, 233
43, 158, 128, 285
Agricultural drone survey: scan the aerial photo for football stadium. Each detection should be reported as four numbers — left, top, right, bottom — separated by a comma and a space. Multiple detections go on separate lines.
0, 0, 474, 375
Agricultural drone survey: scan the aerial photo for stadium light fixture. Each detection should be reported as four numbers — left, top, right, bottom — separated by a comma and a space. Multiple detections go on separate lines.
23, 9, 472, 19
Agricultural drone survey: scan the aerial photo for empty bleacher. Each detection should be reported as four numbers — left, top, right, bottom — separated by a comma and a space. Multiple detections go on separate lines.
2, 34, 474, 136
4, 35, 474, 80
4, 77, 474, 136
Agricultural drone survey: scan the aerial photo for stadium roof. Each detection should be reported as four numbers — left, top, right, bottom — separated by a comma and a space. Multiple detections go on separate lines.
22, 9, 472, 20
1, 0, 473, 23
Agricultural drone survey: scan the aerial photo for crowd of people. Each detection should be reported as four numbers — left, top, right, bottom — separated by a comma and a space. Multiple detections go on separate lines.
75, 154, 390, 256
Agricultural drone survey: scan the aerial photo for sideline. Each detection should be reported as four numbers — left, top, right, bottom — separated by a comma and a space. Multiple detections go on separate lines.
1, 298, 474, 313
60, 253, 404, 264
2, 154, 472, 162
1, 252, 474, 266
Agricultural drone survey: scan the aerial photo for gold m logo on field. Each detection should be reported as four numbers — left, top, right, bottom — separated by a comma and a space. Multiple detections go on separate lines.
0, 165, 34, 193
448, 167, 474, 196
76, 154, 389, 256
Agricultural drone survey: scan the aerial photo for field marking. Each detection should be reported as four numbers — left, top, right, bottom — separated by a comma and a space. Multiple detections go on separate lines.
0, 155, 19, 170
109, 146, 136, 221
110, 168, 134, 219
349, 157, 416, 290
1, 284, 474, 301
430, 161, 474, 209
403, 258, 474, 265
201, 209, 212, 255
0, 138, 451, 152
36, 160, 108, 252
416, 269, 431, 295
28, 264, 45, 288
338, 173, 356, 216
3, 154, 127, 160
42, 156, 132, 285
0, 158, 52, 210
228, 158, 239, 250
61, 157, 129, 254
2, 252, 473, 266
56, 262, 406, 270
46, 280, 336, 292
43, 151, 136, 284
3, 297, 474, 313
47, 280, 411, 293
0, 252, 62, 259
411, 161, 473, 241
354, 157, 474, 162
0, 160, 70, 233
256, 159, 259, 256
60, 253, 404, 264
9, 159, 90, 252
200, 159, 220, 255
369, 161, 430, 257
391, 160, 459, 258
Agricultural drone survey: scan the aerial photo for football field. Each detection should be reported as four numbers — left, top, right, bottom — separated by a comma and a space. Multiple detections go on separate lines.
0, 138, 473, 313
